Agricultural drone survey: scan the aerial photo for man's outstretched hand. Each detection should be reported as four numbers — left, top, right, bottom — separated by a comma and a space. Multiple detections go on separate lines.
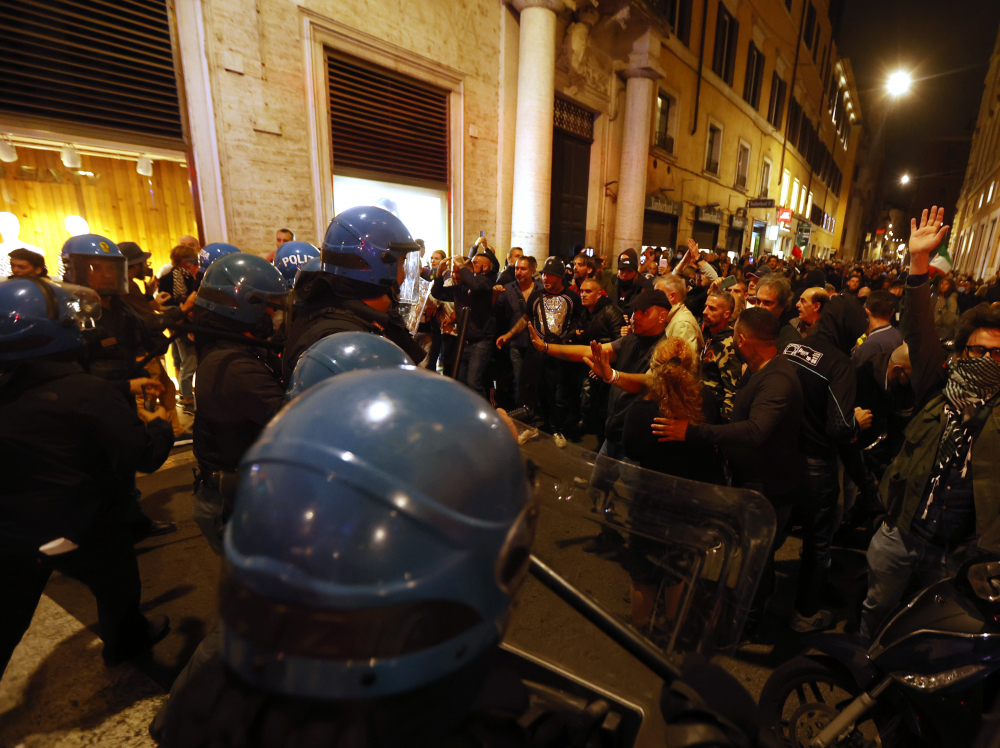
908, 206, 950, 275
582, 340, 612, 381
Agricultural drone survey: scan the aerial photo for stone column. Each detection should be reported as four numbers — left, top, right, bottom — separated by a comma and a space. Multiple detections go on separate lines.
612, 32, 664, 265
509, 0, 563, 261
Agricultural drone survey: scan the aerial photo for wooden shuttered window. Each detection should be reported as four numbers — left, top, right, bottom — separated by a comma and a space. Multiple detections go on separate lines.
0, 0, 184, 144
327, 53, 449, 186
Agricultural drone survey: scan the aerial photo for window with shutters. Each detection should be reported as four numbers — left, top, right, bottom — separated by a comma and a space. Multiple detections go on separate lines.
0, 0, 183, 144
788, 98, 802, 145
653, 91, 677, 153
804, 4, 817, 51
653, 0, 693, 47
705, 122, 723, 175
760, 158, 772, 198
743, 44, 765, 110
767, 73, 787, 129
735, 141, 751, 191
327, 52, 448, 186
711, 4, 739, 87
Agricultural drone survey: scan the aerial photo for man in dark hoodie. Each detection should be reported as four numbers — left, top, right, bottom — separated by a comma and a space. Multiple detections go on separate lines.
781, 295, 869, 631
609, 249, 652, 309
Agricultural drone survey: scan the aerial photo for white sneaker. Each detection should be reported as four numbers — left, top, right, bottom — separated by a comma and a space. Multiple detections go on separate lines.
553, 433, 567, 448
789, 609, 834, 633
517, 427, 539, 445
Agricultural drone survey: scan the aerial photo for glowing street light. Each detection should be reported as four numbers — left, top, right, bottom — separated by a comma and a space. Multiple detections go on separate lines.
900, 174, 910, 185
887, 71, 912, 97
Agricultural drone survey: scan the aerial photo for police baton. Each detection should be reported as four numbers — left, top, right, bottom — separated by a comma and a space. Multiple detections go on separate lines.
451, 306, 471, 379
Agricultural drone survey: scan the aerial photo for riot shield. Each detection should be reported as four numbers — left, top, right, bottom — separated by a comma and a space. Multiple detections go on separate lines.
512, 422, 775, 658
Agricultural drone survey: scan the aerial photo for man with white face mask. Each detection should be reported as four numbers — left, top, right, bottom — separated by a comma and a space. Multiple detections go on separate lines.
861, 206, 1000, 639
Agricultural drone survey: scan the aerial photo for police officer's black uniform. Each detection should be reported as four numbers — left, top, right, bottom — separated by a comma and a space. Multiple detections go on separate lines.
83, 295, 178, 538
282, 274, 425, 386
83, 294, 169, 386
192, 317, 285, 555
0, 357, 174, 672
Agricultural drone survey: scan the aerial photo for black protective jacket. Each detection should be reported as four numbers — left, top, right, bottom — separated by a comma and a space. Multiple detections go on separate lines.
782, 295, 867, 459
194, 339, 285, 473
0, 359, 174, 553
82, 296, 169, 386
283, 297, 425, 385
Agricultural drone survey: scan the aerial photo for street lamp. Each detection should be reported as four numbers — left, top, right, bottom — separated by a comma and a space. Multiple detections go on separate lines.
900, 174, 910, 185
887, 70, 912, 97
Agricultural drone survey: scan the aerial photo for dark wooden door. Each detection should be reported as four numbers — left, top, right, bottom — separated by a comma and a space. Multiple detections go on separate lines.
549, 129, 590, 260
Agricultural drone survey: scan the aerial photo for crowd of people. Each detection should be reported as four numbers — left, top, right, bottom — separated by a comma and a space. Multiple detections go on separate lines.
3, 200, 1000, 743
401, 207, 1000, 638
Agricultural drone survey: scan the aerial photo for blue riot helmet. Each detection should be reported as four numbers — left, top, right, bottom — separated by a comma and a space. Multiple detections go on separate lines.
273, 241, 320, 284
198, 242, 241, 274
286, 331, 414, 400
321, 205, 421, 300
0, 277, 102, 361
291, 256, 321, 290
195, 253, 289, 326
61, 234, 128, 295
222, 368, 536, 700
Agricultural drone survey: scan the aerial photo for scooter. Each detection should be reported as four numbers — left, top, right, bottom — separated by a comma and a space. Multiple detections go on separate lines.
757, 534, 1000, 748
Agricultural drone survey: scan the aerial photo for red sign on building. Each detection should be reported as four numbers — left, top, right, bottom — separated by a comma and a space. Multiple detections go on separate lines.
777, 208, 792, 224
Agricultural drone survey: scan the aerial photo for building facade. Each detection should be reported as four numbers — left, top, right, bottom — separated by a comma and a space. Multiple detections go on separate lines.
952, 27, 1000, 280
0, 0, 866, 272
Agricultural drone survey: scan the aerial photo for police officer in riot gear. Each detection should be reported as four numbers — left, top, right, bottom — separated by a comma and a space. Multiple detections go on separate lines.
190, 253, 289, 555
62, 234, 180, 539
153, 368, 538, 746
282, 206, 426, 384
0, 277, 174, 674
285, 330, 413, 400
198, 242, 241, 276
273, 240, 320, 286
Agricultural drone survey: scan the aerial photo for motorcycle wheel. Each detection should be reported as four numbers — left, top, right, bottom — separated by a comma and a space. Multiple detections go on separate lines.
758, 656, 895, 748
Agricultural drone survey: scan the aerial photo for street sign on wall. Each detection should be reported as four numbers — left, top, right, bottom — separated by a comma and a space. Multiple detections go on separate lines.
746, 198, 775, 208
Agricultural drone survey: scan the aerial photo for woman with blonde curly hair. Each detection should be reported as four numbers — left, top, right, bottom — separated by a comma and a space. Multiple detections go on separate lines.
622, 337, 726, 628
622, 337, 726, 483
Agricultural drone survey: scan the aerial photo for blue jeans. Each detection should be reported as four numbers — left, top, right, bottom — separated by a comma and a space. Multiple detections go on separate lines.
175, 335, 197, 402
458, 338, 493, 400
797, 456, 841, 615
860, 523, 959, 639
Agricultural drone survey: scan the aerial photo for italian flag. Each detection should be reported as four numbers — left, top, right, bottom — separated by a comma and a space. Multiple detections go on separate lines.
929, 237, 952, 276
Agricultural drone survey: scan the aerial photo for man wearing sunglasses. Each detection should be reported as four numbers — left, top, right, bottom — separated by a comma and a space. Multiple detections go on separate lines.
861, 206, 1000, 639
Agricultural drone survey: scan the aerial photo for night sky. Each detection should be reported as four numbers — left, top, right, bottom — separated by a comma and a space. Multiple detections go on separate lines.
837, 0, 1000, 209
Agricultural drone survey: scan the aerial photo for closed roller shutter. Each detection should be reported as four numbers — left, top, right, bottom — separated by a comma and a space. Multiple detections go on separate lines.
327, 52, 448, 186
0, 0, 184, 144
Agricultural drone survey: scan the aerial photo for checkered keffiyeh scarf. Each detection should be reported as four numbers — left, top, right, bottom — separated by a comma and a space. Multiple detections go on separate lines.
933, 356, 1000, 474
172, 265, 193, 303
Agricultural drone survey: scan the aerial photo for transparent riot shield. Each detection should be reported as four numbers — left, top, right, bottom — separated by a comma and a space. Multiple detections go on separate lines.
512, 422, 776, 658
398, 251, 432, 334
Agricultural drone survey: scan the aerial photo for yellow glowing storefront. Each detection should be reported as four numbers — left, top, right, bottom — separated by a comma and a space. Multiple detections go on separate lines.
0, 139, 199, 279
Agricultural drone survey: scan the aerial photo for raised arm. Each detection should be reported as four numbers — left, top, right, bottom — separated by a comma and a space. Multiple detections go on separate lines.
903, 206, 951, 400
